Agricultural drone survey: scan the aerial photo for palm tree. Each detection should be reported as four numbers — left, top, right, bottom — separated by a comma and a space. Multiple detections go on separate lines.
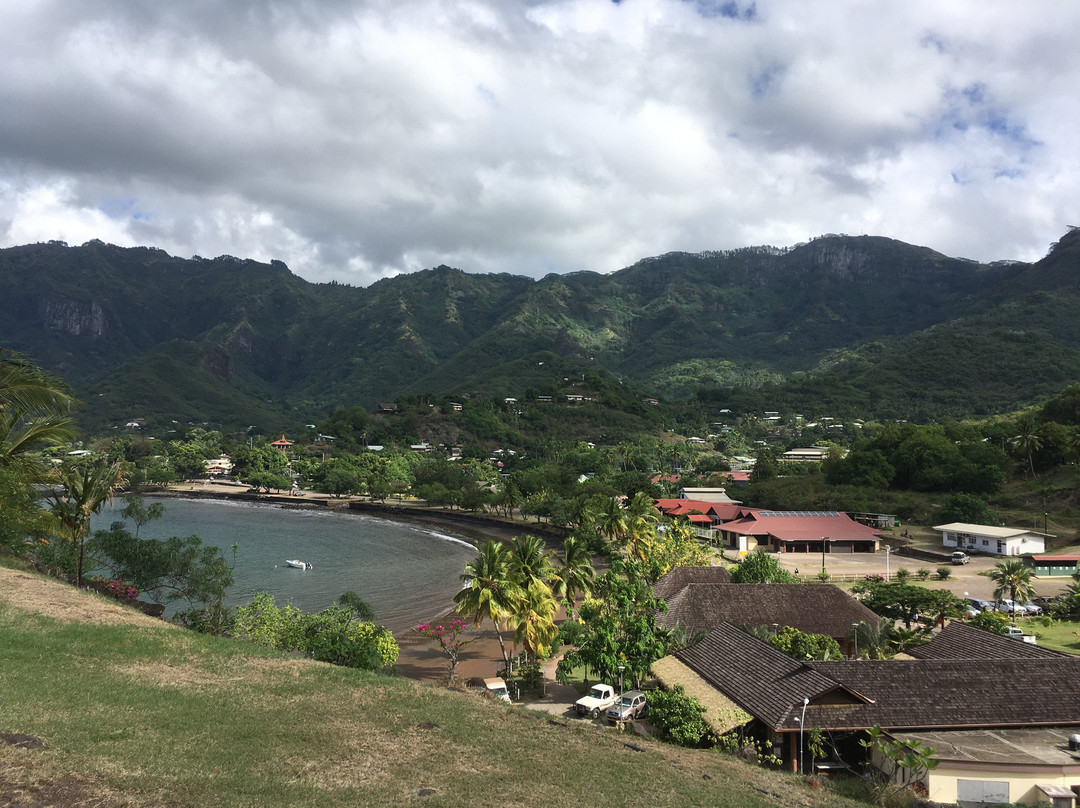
623, 492, 660, 562
596, 496, 628, 546
48, 458, 127, 586
849, 620, 922, 660
0, 351, 77, 476
1010, 418, 1043, 479
495, 478, 521, 519
986, 558, 1037, 625
658, 622, 708, 654
508, 533, 556, 589
508, 579, 560, 665
552, 535, 595, 617
453, 540, 524, 672
886, 625, 932, 655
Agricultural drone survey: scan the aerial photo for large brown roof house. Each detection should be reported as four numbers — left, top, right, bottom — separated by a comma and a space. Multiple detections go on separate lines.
654, 620, 1080, 806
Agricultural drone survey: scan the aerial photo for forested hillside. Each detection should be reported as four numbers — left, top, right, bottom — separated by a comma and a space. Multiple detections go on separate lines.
1, 229, 1079, 434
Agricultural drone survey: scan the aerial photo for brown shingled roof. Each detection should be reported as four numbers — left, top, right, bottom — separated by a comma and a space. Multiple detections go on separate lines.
675, 624, 857, 730
906, 621, 1068, 661
670, 621, 1080, 734
651, 566, 732, 601
657, 583, 880, 639
802, 657, 1080, 732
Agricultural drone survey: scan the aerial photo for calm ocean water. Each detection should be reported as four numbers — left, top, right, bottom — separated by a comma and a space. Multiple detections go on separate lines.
91, 497, 479, 634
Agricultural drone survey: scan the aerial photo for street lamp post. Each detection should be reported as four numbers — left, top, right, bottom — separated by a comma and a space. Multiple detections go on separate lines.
799, 697, 809, 775
1045, 512, 1049, 535
885, 545, 891, 581
618, 665, 625, 695
821, 537, 827, 572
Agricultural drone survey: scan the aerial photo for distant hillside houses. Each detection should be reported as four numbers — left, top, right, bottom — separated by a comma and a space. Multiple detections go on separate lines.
781, 447, 830, 462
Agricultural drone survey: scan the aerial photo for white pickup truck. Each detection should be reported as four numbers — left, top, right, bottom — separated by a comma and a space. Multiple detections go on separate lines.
575, 683, 619, 718
1006, 626, 1038, 644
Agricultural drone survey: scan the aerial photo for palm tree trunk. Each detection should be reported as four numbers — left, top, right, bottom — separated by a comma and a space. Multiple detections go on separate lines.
76, 532, 86, 587
494, 625, 511, 672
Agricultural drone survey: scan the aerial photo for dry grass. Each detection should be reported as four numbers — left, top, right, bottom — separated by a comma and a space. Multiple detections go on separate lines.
0, 559, 867, 808
0, 565, 174, 628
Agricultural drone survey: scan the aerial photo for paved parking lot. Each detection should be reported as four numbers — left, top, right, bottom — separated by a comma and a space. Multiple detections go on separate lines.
766, 547, 1070, 601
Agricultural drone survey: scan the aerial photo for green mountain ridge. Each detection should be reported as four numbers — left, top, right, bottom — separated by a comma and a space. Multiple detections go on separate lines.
2, 230, 1079, 433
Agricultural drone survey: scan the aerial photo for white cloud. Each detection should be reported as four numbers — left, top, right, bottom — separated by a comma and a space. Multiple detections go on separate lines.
0, 0, 1077, 284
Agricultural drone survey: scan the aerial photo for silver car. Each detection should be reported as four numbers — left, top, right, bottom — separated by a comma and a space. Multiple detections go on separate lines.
606, 691, 648, 723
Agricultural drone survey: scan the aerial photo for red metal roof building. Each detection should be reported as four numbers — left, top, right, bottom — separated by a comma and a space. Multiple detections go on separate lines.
717, 510, 882, 554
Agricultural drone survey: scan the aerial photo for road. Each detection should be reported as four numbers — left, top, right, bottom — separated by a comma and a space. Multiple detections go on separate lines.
768, 547, 1070, 601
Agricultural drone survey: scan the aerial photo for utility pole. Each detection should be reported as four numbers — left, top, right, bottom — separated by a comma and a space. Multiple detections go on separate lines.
799, 697, 809, 775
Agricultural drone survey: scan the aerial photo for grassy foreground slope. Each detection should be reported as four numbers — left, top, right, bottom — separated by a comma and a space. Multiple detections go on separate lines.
0, 562, 862, 808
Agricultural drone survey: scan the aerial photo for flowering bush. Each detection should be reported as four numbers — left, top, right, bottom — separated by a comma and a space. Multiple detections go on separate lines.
107, 579, 138, 600
415, 619, 475, 684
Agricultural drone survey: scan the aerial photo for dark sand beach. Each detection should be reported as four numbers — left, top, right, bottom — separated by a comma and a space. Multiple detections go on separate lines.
161, 481, 564, 688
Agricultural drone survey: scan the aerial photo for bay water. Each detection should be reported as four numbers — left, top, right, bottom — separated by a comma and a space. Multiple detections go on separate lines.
91, 497, 479, 634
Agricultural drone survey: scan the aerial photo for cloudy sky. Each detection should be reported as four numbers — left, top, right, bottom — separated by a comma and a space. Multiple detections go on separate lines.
1, 1, 1077, 285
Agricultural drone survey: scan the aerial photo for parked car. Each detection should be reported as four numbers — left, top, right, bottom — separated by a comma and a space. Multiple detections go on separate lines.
575, 683, 619, 718
606, 691, 649, 723
951, 551, 970, 565
1006, 626, 1038, 644
996, 599, 1037, 615
1019, 601, 1043, 616
967, 597, 995, 612
484, 677, 511, 703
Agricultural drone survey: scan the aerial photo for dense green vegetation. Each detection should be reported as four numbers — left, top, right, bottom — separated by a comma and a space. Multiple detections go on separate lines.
5, 229, 1080, 437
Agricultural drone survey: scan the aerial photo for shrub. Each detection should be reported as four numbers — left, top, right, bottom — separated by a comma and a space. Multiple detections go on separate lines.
915, 568, 931, 581
173, 602, 234, 635
936, 567, 951, 580
894, 568, 911, 583
234, 592, 398, 670
648, 685, 715, 748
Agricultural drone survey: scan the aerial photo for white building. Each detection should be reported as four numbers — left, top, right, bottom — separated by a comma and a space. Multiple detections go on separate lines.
933, 523, 1046, 557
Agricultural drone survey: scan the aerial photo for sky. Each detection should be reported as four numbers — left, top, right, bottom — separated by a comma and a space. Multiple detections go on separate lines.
1, 1, 1077, 286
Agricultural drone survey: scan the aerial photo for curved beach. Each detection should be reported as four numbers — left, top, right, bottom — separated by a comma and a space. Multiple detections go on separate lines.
156, 481, 556, 685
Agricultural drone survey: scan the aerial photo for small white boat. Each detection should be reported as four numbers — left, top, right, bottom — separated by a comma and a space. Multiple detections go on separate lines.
285, 559, 312, 570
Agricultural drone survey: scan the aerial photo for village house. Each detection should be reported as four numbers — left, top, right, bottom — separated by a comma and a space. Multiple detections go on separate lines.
203, 455, 233, 478
651, 576, 880, 655
1028, 555, 1080, 577
678, 486, 737, 503
717, 510, 883, 555
781, 447, 830, 462
934, 522, 1048, 557
652, 620, 1080, 806
654, 499, 750, 539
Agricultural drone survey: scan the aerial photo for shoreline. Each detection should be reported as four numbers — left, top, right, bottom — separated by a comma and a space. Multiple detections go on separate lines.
145, 482, 559, 685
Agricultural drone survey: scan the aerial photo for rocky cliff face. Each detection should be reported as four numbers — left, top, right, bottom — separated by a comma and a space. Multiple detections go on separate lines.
38, 298, 108, 339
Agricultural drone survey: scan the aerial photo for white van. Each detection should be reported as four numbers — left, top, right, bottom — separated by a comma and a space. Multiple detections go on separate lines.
484, 677, 511, 703
951, 551, 970, 565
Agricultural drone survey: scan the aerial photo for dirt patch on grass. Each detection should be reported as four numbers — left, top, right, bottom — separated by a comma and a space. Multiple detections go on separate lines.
0, 567, 173, 629
0, 744, 140, 808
